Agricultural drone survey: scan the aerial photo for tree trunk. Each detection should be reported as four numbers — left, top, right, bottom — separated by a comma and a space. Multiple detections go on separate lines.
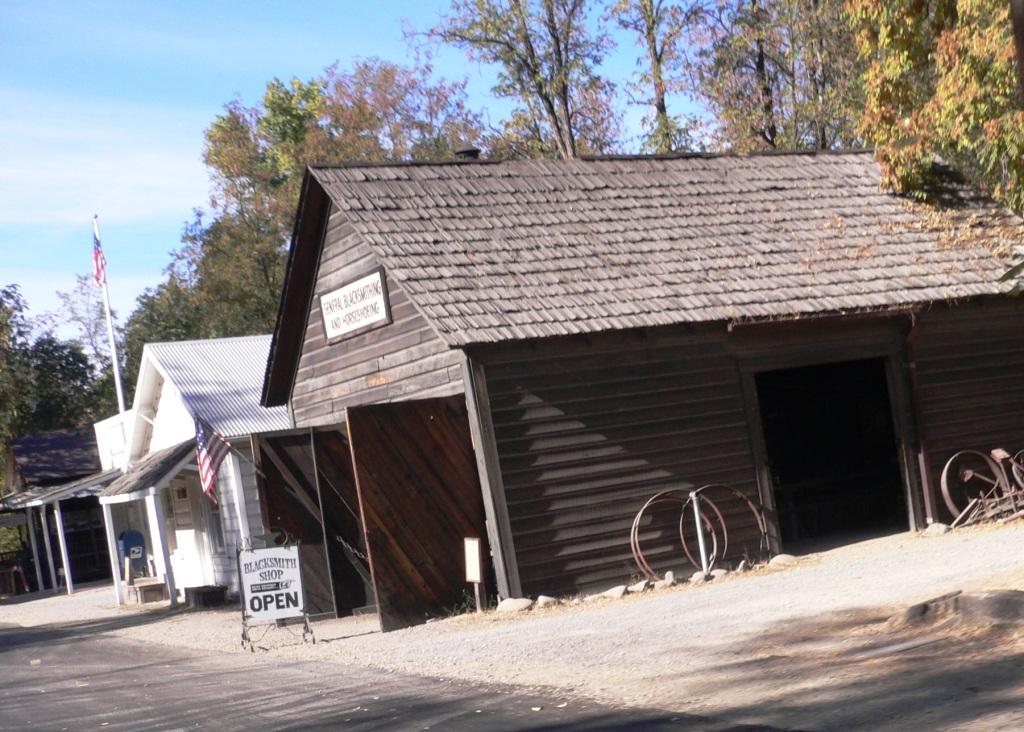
642, 0, 672, 153
543, 0, 577, 158
752, 0, 776, 147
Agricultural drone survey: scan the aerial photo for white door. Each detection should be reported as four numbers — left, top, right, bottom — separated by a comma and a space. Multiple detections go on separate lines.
169, 481, 206, 588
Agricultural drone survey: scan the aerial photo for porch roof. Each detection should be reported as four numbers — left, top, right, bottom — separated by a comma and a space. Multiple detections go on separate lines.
3, 468, 121, 510
99, 440, 195, 504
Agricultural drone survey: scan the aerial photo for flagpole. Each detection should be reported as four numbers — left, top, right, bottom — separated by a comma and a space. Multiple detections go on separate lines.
93, 215, 127, 414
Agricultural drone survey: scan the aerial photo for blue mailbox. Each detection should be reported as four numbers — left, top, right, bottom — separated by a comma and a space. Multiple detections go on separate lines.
117, 530, 148, 578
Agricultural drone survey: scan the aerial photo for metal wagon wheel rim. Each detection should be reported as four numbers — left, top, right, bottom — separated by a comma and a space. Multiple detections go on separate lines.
630, 490, 689, 581
690, 483, 771, 561
939, 450, 1004, 519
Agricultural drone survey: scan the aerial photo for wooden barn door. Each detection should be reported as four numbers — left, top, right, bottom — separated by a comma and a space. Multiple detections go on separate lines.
346, 396, 490, 632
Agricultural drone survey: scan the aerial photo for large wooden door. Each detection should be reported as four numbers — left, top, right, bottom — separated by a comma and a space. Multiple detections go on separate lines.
347, 396, 490, 632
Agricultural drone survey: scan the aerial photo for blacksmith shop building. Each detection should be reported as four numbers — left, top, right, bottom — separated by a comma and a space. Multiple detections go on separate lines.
261, 150, 1024, 630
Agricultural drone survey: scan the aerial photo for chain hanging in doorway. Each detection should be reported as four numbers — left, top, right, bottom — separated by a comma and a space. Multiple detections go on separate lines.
315, 467, 370, 566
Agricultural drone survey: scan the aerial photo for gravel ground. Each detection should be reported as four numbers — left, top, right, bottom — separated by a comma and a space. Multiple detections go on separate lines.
4, 522, 1024, 730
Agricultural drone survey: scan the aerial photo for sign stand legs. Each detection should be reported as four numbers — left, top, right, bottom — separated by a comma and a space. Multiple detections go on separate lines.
302, 613, 315, 645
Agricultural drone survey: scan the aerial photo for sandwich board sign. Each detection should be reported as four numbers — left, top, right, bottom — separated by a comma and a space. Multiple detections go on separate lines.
237, 543, 314, 648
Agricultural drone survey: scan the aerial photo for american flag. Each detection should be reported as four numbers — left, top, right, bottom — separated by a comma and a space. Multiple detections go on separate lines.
194, 416, 230, 504
92, 215, 107, 288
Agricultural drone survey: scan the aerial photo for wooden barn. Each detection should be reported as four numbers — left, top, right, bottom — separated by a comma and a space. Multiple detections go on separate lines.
261, 150, 1024, 629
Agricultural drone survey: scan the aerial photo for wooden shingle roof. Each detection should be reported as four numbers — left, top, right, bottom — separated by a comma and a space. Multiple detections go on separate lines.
311, 150, 1019, 347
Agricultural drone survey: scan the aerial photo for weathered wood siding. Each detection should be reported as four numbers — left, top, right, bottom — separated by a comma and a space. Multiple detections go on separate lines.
913, 298, 1024, 520
291, 205, 462, 427
476, 329, 763, 597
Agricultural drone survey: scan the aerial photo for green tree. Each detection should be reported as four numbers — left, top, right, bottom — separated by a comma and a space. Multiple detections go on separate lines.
17, 337, 100, 434
0, 286, 32, 469
683, 0, 864, 151
432, 0, 622, 158
849, 0, 1024, 213
2, 285, 111, 495
122, 276, 202, 395
609, 0, 702, 153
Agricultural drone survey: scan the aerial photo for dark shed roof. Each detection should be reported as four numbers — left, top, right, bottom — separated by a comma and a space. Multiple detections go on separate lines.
264, 150, 1022, 405
3, 468, 120, 509
8, 427, 101, 487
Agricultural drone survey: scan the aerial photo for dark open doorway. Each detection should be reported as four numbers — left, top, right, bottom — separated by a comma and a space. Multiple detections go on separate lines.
755, 358, 907, 550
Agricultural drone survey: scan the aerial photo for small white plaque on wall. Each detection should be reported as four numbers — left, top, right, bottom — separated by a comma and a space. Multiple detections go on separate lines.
319, 267, 392, 342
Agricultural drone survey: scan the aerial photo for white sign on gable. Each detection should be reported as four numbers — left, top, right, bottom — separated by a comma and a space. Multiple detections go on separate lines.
319, 267, 391, 342
239, 545, 306, 622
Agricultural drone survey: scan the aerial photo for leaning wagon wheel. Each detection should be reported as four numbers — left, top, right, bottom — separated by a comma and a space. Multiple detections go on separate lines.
630, 490, 689, 581
940, 450, 1005, 519
1011, 450, 1024, 492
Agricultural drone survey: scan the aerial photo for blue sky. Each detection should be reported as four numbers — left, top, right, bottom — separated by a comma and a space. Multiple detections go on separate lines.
1, 1, 694, 331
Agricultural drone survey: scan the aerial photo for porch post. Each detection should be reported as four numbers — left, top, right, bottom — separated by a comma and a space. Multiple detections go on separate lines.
227, 451, 251, 543
100, 502, 125, 606
145, 492, 177, 606
38, 505, 58, 591
51, 500, 74, 594
25, 507, 44, 592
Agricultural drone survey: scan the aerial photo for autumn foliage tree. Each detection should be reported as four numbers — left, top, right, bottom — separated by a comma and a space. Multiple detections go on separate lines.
122, 59, 484, 383
850, 0, 1024, 214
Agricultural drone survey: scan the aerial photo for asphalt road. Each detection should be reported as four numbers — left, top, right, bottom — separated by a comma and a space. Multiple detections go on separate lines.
0, 622, 785, 732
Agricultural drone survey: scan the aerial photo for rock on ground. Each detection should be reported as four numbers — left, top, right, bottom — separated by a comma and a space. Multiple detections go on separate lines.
535, 595, 559, 608
496, 598, 534, 613
627, 580, 649, 594
586, 585, 627, 602
923, 522, 951, 536
769, 553, 798, 567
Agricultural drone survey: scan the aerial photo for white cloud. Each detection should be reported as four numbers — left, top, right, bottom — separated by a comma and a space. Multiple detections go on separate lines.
0, 88, 210, 227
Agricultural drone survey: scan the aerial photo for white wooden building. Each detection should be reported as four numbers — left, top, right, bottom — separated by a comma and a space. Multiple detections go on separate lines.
95, 335, 289, 606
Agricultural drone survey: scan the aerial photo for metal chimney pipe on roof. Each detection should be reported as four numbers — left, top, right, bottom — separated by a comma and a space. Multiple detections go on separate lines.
454, 144, 482, 160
